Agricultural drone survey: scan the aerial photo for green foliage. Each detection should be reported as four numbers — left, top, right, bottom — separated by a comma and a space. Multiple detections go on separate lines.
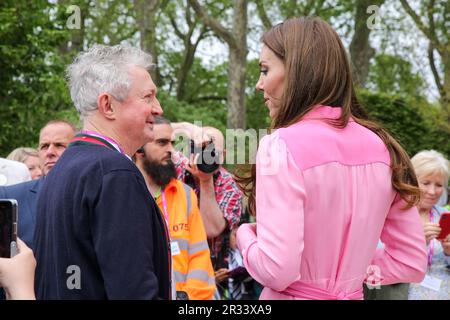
0, 0, 447, 164
0, 0, 71, 156
84, 0, 137, 46
357, 89, 450, 159
159, 54, 229, 130
158, 91, 226, 132
367, 54, 426, 99
245, 59, 271, 130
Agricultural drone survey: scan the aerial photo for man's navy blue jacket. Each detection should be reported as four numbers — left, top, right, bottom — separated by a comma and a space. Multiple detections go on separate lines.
33, 144, 170, 299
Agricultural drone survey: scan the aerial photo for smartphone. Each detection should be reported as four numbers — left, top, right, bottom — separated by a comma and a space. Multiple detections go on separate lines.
0, 199, 18, 258
437, 212, 450, 240
228, 266, 248, 279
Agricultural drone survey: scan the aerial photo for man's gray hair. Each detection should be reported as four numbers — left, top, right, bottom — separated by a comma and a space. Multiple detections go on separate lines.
67, 44, 153, 119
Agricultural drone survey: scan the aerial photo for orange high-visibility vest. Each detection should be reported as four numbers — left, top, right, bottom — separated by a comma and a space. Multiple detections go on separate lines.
156, 179, 216, 300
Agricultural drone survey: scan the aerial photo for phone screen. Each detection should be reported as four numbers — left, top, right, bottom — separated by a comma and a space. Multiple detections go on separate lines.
438, 212, 450, 240
0, 200, 17, 258
228, 266, 247, 279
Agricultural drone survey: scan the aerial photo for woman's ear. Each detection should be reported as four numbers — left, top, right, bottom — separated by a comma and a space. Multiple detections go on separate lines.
97, 93, 116, 120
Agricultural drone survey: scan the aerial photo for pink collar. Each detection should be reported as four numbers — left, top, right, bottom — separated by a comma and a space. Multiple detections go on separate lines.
302, 105, 348, 121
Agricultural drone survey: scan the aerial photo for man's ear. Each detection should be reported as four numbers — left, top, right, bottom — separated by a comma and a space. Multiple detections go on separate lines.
133, 148, 145, 162
97, 93, 116, 120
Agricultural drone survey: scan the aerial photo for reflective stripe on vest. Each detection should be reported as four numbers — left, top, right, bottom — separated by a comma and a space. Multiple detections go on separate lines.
171, 238, 209, 256
172, 238, 189, 251
188, 240, 209, 256
174, 269, 216, 286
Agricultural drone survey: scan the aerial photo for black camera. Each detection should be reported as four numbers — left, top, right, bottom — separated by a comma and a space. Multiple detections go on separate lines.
189, 139, 220, 174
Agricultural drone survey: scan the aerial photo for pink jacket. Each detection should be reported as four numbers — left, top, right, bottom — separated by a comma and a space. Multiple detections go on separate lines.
237, 105, 427, 300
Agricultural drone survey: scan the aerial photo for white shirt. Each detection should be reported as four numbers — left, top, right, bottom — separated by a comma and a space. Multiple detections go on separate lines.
0, 158, 31, 186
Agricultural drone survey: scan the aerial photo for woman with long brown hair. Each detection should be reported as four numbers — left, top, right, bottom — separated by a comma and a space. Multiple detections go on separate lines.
236, 17, 427, 300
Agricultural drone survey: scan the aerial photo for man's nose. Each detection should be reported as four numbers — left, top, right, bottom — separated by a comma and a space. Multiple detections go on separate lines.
168, 143, 174, 154
152, 98, 163, 115
46, 144, 57, 157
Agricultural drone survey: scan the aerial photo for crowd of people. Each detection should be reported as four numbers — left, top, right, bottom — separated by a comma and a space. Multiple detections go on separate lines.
0, 16, 449, 300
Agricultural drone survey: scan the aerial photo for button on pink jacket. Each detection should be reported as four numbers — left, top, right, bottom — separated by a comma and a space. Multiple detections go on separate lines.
237, 105, 427, 300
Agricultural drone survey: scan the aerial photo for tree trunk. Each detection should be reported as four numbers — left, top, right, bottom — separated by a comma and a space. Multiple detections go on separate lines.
400, 0, 449, 120
227, 44, 247, 129
173, 3, 207, 101
134, 0, 162, 86
442, 52, 450, 121
227, 0, 247, 129
189, 0, 248, 129
349, 0, 384, 87
176, 38, 201, 100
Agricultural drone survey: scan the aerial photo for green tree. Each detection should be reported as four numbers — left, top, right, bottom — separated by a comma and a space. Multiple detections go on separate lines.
367, 53, 426, 98
400, 0, 450, 120
349, 0, 386, 87
358, 89, 450, 158
0, 0, 70, 156
189, 0, 249, 130
164, 0, 211, 100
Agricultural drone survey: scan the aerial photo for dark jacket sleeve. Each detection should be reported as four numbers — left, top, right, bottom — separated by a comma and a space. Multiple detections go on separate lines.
0, 186, 7, 198
90, 170, 161, 299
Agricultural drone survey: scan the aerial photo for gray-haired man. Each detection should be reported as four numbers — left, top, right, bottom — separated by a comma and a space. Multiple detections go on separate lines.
33, 45, 170, 299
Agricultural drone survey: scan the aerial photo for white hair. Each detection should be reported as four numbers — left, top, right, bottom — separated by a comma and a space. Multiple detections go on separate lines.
411, 149, 450, 186
67, 44, 153, 119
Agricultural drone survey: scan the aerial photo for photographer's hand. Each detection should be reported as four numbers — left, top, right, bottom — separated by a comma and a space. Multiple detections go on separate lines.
186, 153, 215, 183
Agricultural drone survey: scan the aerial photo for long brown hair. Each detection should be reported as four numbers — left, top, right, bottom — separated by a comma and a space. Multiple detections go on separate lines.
237, 17, 420, 215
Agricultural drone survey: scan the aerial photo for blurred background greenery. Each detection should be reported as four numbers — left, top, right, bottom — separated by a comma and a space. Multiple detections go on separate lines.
1, 0, 449, 160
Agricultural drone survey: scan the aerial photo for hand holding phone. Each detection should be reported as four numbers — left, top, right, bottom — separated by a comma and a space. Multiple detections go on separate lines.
0, 199, 18, 258
0, 238, 36, 300
437, 212, 450, 240
228, 266, 248, 279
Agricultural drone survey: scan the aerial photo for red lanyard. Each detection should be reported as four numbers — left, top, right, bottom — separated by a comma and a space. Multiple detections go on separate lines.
428, 209, 434, 267
80, 130, 126, 155
69, 132, 126, 156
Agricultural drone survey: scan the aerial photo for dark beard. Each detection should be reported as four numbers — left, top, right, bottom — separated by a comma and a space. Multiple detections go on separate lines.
142, 158, 177, 188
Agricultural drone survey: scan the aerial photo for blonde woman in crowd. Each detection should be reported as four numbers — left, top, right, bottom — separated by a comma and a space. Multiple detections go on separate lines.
409, 150, 450, 300
7, 147, 42, 180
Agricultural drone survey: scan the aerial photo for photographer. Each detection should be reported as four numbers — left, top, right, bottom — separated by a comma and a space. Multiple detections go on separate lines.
172, 123, 243, 297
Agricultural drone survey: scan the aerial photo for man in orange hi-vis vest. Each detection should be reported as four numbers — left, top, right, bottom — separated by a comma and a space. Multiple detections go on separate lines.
134, 116, 215, 300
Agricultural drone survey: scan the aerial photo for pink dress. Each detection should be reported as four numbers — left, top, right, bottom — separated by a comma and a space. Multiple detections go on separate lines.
237, 105, 427, 300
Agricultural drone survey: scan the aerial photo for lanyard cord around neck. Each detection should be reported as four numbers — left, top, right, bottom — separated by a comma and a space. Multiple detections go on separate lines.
428, 209, 435, 267
69, 132, 126, 155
